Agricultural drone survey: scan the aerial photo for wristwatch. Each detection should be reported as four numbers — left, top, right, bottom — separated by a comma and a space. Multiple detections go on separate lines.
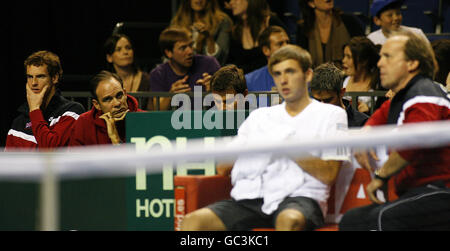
374, 169, 390, 182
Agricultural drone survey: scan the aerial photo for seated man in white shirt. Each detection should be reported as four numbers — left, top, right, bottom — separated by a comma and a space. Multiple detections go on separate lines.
180, 45, 349, 231
367, 0, 428, 45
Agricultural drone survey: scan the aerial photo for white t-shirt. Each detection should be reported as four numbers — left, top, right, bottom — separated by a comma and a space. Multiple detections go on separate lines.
229, 100, 350, 216
367, 25, 428, 45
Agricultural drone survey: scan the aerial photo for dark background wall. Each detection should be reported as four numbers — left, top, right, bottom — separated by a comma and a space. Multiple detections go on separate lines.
0, 0, 174, 147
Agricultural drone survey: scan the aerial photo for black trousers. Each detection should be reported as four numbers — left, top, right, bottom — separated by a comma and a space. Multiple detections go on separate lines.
339, 183, 450, 231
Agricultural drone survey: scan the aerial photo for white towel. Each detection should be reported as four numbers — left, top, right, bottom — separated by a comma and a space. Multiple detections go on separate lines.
230, 110, 306, 214
261, 156, 305, 214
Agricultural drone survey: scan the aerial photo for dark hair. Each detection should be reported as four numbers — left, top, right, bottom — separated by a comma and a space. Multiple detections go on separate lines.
232, 0, 272, 42
258, 25, 287, 49
344, 36, 381, 90
90, 70, 124, 100
211, 64, 247, 94
298, 0, 343, 35
104, 33, 139, 74
159, 26, 192, 57
24, 51, 63, 83
310, 63, 344, 95
431, 39, 450, 85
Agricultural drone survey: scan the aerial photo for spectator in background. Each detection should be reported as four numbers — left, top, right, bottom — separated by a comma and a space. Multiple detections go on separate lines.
245, 25, 290, 93
5, 51, 85, 151
104, 34, 152, 110
297, 0, 364, 67
367, 0, 428, 45
226, 0, 286, 74
150, 26, 220, 111
70, 71, 143, 146
340, 31, 450, 231
341, 36, 387, 114
431, 39, 450, 91
171, 0, 233, 65
310, 63, 369, 128
211, 64, 249, 111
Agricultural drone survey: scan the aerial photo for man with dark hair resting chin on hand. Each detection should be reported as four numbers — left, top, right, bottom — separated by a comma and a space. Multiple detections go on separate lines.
69, 71, 143, 146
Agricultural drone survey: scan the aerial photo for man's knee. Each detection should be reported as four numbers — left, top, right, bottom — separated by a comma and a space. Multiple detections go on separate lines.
275, 209, 306, 231
180, 208, 226, 231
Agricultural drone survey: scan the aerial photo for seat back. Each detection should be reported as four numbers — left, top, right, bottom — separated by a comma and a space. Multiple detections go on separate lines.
326, 168, 373, 223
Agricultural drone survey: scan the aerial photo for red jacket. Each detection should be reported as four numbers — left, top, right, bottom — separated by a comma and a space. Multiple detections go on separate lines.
69, 95, 144, 146
366, 75, 450, 194
5, 92, 85, 151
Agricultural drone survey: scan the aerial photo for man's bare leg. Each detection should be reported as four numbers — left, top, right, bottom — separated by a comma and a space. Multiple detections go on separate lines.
181, 208, 227, 231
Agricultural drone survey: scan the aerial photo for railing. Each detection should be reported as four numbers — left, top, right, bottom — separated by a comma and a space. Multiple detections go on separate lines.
62, 91, 388, 114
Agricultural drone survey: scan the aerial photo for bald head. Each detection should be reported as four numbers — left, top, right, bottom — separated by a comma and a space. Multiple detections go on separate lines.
378, 32, 436, 92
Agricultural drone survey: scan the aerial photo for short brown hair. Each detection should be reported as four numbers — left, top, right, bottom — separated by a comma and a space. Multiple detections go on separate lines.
268, 44, 312, 74
258, 25, 287, 50
159, 26, 192, 57
211, 65, 247, 94
24, 51, 63, 81
391, 30, 438, 79
310, 63, 344, 95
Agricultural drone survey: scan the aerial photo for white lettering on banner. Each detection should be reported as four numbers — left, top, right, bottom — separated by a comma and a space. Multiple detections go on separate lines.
171, 86, 252, 130
132, 136, 216, 190
176, 137, 215, 176
136, 199, 174, 218
174, 198, 185, 231
132, 137, 173, 191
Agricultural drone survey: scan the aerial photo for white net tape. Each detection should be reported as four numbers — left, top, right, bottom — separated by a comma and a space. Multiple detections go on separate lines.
1, 120, 449, 181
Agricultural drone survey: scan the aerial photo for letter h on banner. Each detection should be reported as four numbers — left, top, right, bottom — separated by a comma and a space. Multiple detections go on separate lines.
131, 136, 216, 191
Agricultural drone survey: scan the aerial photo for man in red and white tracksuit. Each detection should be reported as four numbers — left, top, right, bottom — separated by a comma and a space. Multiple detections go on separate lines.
339, 32, 450, 231
5, 51, 85, 151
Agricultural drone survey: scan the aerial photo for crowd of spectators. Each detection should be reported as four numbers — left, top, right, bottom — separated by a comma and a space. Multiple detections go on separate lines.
3, 0, 450, 232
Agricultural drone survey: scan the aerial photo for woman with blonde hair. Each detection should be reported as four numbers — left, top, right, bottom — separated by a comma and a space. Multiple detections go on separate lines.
171, 0, 233, 65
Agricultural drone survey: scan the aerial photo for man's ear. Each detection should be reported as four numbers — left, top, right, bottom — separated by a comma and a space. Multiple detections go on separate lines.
373, 16, 381, 26
51, 74, 59, 85
407, 60, 420, 73
92, 99, 101, 111
262, 46, 271, 58
305, 68, 313, 83
164, 49, 173, 59
340, 88, 346, 98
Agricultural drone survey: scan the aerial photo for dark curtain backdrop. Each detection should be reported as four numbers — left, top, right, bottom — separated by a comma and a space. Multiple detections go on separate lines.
0, 0, 173, 146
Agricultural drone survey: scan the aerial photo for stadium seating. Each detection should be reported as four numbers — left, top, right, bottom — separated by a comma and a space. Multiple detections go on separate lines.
334, 0, 370, 33
401, 0, 440, 33
173, 168, 398, 231
334, 0, 370, 16
443, 0, 450, 33
427, 33, 450, 42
